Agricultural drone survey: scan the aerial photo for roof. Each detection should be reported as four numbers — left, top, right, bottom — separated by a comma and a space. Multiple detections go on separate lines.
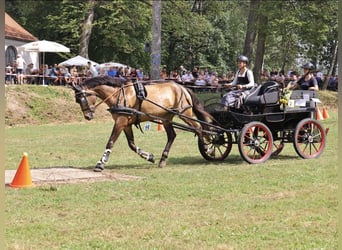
5, 12, 38, 42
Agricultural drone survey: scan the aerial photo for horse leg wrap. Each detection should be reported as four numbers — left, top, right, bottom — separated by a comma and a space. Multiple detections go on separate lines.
94, 149, 111, 172
101, 149, 112, 164
137, 147, 155, 163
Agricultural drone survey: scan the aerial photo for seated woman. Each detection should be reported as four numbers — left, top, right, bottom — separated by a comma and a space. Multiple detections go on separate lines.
194, 70, 207, 86
221, 55, 255, 109
286, 63, 318, 91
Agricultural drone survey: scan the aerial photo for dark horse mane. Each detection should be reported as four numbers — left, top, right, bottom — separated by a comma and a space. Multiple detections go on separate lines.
82, 76, 128, 89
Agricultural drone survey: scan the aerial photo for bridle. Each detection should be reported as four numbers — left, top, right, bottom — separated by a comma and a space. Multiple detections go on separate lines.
75, 88, 96, 114
73, 85, 123, 115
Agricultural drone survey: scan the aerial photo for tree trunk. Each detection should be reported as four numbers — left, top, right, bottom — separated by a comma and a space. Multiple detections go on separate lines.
243, 0, 260, 64
79, 0, 97, 59
151, 0, 162, 80
322, 40, 338, 90
253, 14, 268, 84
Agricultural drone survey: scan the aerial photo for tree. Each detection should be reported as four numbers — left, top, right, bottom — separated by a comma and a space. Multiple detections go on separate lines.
79, 0, 97, 59
151, 0, 162, 80
253, 6, 268, 83
243, 0, 260, 63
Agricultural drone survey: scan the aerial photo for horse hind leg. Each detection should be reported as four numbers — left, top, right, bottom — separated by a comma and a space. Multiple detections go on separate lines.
159, 122, 176, 168
124, 126, 155, 163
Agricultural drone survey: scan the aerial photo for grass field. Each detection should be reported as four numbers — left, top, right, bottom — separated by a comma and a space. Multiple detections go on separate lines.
5, 109, 338, 249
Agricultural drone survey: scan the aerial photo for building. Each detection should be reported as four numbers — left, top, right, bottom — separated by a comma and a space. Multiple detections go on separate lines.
5, 12, 38, 69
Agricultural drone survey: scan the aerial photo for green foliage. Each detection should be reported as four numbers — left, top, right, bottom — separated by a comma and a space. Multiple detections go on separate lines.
5, 0, 338, 74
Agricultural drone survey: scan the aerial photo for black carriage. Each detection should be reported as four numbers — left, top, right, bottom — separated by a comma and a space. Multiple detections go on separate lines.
198, 81, 327, 164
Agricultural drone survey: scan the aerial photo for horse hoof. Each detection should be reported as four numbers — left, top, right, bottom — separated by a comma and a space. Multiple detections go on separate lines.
94, 162, 104, 172
93, 167, 103, 172
158, 161, 166, 168
148, 154, 155, 163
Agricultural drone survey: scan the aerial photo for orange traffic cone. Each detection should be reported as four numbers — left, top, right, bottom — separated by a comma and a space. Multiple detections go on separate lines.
322, 107, 330, 119
316, 107, 323, 120
9, 152, 33, 188
157, 120, 164, 132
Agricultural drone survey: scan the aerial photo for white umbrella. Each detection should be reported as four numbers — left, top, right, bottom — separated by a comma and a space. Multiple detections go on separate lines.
59, 55, 98, 67
98, 62, 128, 69
18, 40, 70, 85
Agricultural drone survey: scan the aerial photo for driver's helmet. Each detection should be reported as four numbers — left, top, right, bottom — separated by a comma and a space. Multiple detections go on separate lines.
237, 55, 249, 64
302, 62, 314, 70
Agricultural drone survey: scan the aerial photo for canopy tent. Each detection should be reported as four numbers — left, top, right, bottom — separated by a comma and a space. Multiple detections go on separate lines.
58, 55, 98, 67
18, 40, 70, 85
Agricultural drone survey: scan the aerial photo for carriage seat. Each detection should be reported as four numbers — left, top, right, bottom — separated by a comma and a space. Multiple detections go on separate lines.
244, 81, 280, 106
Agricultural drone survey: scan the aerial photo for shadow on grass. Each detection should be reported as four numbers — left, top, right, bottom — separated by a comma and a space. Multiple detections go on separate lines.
97, 154, 248, 170
47, 153, 300, 171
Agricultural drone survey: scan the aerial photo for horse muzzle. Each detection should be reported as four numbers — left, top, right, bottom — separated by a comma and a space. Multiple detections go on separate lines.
83, 110, 94, 120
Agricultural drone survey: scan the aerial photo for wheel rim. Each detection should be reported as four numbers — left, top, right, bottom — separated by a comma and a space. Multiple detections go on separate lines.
294, 119, 325, 158
239, 122, 273, 164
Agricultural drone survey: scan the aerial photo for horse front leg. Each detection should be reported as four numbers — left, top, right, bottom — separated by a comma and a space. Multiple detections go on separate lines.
124, 126, 155, 163
159, 122, 176, 168
94, 122, 124, 172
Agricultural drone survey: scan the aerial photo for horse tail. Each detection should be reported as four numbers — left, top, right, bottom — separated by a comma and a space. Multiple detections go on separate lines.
185, 88, 216, 129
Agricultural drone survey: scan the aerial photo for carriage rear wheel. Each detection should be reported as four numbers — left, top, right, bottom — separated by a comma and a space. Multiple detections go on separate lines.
198, 131, 232, 161
238, 121, 273, 164
293, 118, 326, 159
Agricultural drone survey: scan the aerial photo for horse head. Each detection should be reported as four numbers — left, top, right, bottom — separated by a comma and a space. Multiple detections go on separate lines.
71, 83, 97, 120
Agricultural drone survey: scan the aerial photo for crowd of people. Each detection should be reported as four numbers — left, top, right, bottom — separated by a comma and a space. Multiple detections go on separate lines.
5, 55, 338, 95
260, 64, 338, 91
5, 55, 150, 86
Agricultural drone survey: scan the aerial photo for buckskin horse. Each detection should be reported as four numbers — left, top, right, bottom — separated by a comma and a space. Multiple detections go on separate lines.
71, 76, 214, 172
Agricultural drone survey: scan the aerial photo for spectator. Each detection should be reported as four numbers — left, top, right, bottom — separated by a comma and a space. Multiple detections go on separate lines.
129, 67, 137, 79
5, 64, 14, 84
160, 67, 168, 79
192, 67, 199, 79
315, 71, 324, 89
260, 68, 270, 82
16, 55, 26, 84
181, 70, 194, 84
87, 61, 98, 77
25, 63, 36, 84
327, 75, 338, 91
49, 64, 59, 85
107, 66, 117, 77
180, 65, 187, 76
275, 70, 286, 88
209, 72, 220, 87
269, 67, 278, 81
137, 68, 144, 80
194, 70, 206, 86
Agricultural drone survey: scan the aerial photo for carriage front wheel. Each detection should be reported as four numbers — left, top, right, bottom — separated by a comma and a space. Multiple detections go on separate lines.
238, 122, 273, 164
293, 118, 326, 159
198, 131, 233, 161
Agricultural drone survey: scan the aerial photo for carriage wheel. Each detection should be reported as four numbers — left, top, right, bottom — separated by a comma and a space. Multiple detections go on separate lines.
272, 140, 284, 156
272, 131, 285, 157
238, 122, 273, 164
198, 131, 232, 161
293, 118, 326, 159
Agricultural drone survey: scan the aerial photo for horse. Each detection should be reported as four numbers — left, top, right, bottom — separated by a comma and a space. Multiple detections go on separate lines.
71, 76, 214, 172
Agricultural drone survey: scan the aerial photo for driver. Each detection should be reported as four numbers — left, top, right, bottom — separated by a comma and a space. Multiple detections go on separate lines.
221, 55, 255, 109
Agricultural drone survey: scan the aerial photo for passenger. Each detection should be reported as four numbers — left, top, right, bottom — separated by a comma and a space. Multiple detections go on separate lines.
286, 63, 318, 91
221, 55, 255, 109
